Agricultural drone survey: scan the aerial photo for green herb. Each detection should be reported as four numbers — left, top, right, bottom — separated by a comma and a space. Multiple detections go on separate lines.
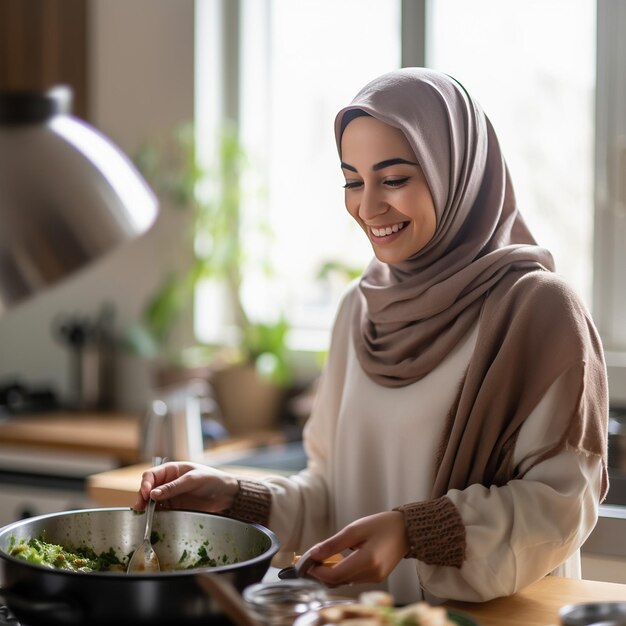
177, 544, 236, 569
8, 536, 124, 573
186, 544, 218, 568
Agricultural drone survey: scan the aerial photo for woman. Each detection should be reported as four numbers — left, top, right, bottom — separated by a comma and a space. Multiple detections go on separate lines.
135, 68, 608, 604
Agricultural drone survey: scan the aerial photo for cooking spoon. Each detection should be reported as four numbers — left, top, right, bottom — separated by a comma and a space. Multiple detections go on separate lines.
127, 456, 165, 574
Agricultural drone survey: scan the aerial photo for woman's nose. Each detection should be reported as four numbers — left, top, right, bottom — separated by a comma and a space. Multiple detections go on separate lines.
358, 187, 387, 220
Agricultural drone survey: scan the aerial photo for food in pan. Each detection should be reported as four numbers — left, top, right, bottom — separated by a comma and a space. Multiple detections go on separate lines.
7, 534, 236, 573
8, 536, 125, 572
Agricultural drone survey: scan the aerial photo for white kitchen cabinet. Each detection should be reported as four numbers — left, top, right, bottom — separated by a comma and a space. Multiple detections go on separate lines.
582, 553, 626, 584
581, 504, 626, 583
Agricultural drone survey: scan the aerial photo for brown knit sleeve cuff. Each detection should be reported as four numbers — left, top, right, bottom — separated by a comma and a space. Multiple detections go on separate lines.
223, 479, 272, 527
393, 496, 466, 568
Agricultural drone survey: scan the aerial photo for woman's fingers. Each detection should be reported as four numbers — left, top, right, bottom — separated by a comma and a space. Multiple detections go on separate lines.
139, 471, 158, 500
303, 527, 361, 584
132, 493, 147, 511
310, 550, 371, 585
135, 462, 195, 507
308, 526, 359, 563
134, 462, 240, 514
306, 511, 408, 586
149, 464, 207, 499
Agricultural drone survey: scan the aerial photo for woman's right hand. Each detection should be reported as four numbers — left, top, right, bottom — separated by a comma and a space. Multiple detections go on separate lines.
133, 461, 239, 514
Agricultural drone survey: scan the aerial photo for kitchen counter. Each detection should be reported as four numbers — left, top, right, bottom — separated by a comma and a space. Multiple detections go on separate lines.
0, 411, 141, 464
0, 411, 142, 525
445, 575, 626, 626
87, 432, 292, 506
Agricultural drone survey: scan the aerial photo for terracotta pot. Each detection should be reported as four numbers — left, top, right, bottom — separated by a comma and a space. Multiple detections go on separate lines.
211, 363, 285, 435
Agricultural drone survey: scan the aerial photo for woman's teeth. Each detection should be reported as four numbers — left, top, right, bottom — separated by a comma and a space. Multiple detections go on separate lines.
371, 222, 406, 237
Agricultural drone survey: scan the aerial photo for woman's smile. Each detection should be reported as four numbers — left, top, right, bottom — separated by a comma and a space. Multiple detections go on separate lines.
369, 221, 408, 241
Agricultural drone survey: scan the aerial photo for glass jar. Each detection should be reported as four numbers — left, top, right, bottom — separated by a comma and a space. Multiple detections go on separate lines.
243, 579, 328, 626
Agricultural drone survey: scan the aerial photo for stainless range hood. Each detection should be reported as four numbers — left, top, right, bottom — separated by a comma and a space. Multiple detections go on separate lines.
0, 85, 158, 312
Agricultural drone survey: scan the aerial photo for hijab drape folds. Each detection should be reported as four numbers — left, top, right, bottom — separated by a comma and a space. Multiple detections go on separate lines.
335, 68, 608, 499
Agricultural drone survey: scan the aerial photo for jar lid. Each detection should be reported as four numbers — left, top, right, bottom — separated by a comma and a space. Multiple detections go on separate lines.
243, 580, 327, 625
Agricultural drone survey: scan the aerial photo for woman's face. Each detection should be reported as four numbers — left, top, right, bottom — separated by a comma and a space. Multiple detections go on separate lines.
340, 115, 436, 264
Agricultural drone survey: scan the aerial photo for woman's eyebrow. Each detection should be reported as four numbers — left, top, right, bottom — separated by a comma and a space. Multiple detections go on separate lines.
340, 162, 357, 172
373, 158, 418, 171
340, 158, 418, 173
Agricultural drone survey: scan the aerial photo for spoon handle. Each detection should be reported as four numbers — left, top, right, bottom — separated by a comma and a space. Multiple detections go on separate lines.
143, 456, 165, 541
143, 497, 157, 542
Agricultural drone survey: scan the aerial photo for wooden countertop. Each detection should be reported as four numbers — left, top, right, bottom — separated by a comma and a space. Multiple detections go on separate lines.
446, 575, 626, 625
88, 462, 280, 506
87, 431, 289, 506
0, 411, 141, 464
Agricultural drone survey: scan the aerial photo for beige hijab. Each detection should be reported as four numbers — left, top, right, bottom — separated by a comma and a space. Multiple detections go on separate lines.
335, 68, 608, 498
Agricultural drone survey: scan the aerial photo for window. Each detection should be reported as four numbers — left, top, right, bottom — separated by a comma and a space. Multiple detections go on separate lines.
594, 0, 626, 402
195, 0, 626, 401
195, 0, 401, 350
428, 0, 595, 305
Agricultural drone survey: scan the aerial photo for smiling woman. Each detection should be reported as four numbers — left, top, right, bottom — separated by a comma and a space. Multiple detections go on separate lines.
339, 114, 436, 265
138, 67, 609, 606
195, 1, 598, 356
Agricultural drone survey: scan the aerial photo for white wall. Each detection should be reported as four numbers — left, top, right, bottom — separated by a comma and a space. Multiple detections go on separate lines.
0, 0, 196, 412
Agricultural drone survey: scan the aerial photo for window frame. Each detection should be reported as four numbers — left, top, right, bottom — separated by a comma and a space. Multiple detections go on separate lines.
594, 0, 626, 404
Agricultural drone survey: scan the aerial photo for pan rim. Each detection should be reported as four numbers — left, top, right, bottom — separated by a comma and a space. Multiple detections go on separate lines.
0, 506, 280, 580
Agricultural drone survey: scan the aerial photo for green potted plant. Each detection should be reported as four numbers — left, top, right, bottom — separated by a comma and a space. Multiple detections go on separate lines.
127, 122, 293, 434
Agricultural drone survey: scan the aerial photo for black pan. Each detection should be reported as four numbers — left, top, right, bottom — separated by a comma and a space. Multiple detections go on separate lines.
0, 507, 280, 626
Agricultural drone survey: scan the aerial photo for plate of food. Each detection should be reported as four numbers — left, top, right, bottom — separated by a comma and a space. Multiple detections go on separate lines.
293, 591, 479, 626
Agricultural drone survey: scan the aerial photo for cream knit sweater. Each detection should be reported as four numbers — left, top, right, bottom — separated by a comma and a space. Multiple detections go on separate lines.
229, 284, 603, 604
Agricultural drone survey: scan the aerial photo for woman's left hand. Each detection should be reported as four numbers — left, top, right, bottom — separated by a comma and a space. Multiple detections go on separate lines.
305, 511, 409, 586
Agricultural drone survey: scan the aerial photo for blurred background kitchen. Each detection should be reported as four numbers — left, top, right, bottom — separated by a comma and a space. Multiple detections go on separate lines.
1, 0, 626, 582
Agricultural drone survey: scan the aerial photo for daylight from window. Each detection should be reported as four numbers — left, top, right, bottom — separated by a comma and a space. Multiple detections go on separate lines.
429, 0, 595, 303
196, 0, 401, 349
195, 0, 595, 352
